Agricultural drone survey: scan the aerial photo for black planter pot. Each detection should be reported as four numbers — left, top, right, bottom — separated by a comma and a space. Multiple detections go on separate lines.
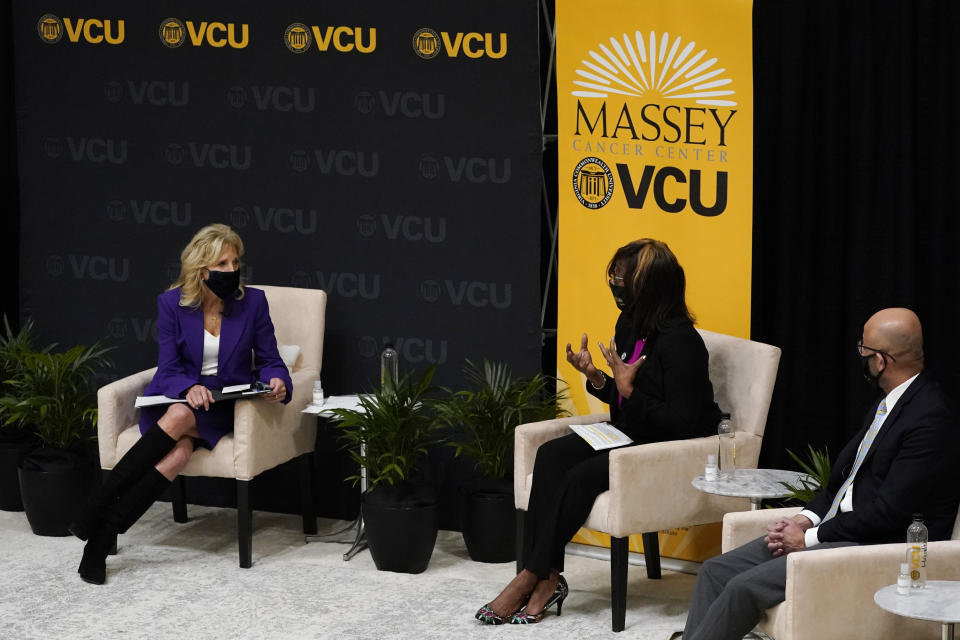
0, 441, 35, 511
363, 492, 439, 574
461, 479, 516, 563
18, 449, 95, 536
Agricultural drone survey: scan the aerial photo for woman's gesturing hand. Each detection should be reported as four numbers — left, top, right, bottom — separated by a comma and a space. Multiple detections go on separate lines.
263, 377, 287, 404
598, 337, 646, 399
566, 333, 605, 388
186, 384, 214, 411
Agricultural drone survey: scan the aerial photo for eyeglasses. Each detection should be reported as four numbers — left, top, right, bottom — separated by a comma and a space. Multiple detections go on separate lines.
856, 340, 897, 362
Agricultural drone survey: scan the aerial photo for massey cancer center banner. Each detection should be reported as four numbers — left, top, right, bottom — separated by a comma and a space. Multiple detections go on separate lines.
556, 0, 753, 561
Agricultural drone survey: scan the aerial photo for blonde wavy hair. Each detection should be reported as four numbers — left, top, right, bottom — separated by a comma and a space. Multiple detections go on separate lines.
169, 223, 245, 308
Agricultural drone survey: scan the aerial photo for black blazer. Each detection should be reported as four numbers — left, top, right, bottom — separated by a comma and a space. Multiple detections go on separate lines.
587, 314, 721, 444
807, 371, 960, 544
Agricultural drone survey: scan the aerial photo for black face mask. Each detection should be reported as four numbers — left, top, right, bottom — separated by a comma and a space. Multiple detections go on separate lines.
203, 270, 240, 300
609, 283, 628, 310
860, 354, 883, 388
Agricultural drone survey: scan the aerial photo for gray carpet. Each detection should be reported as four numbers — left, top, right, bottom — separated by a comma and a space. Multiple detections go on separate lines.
0, 505, 695, 639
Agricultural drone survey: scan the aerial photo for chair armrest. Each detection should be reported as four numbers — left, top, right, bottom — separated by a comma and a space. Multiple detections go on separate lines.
97, 368, 156, 469
722, 506, 802, 552
605, 433, 763, 536
232, 367, 318, 481
514, 412, 609, 508
773, 540, 960, 640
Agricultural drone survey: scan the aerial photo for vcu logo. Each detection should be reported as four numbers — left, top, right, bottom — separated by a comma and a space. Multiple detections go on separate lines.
573, 157, 614, 209
288, 149, 379, 177
37, 14, 125, 45
47, 254, 130, 282
412, 28, 440, 59
165, 143, 251, 170
228, 86, 316, 113
357, 336, 448, 365
104, 81, 190, 107
354, 91, 445, 119
419, 155, 511, 184
284, 23, 310, 53
159, 18, 249, 49
284, 23, 376, 54
43, 137, 127, 164
413, 27, 506, 59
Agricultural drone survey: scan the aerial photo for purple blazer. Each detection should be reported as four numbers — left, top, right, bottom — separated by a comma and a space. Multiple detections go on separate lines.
142, 286, 293, 402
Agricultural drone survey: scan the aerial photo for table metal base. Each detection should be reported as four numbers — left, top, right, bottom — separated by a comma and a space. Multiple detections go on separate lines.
304, 515, 368, 560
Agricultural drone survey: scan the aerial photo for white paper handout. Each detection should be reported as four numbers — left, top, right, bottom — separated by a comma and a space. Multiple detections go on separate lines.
222, 383, 252, 394
570, 422, 634, 450
302, 394, 367, 415
134, 395, 187, 408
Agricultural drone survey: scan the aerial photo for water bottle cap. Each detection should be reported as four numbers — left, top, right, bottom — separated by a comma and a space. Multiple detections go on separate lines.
721, 412, 731, 420
900, 562, 910, 573
707, 454, 716, 464
912, 513, 923, 520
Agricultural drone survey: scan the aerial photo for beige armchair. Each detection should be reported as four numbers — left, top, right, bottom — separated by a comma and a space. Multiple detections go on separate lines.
96, 285, 326, 568
514, 328, 781, 631
722, 507, 960, 640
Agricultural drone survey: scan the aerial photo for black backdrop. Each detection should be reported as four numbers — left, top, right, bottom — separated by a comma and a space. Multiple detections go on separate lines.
5, 0, 960, 520
751, 0, 960, 468
9, 1, 543, 524
12, 1, 542, 395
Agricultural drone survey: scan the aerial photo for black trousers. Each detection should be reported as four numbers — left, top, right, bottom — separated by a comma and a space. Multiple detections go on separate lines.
522, 433, 612, 578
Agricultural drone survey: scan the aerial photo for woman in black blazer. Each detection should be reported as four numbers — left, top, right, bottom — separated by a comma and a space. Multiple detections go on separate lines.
475, 238, 721, 625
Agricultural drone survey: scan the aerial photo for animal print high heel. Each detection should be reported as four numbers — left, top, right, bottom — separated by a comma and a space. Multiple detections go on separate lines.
509, 575, 569, 624
475, 603, 510, 625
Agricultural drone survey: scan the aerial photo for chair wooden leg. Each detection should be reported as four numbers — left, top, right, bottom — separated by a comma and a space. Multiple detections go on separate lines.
515, 509, 526, 573
172, 475, 188, 523
642, 531, 661, 579
237, 480, 252, 568
611, 536, 628, 632
299, 453, 317, 535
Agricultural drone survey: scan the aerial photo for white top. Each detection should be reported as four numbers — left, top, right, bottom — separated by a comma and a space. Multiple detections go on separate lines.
802, 373, 921, 547
201, 330, 220, 376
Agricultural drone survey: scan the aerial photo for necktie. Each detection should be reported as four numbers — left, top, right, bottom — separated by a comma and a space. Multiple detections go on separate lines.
823, 399, 887, 521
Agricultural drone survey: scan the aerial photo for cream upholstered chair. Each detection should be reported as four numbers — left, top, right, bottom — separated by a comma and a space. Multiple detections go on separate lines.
514, 328, 781, 631
722, 507, 960, 640
96, 285, 326, 568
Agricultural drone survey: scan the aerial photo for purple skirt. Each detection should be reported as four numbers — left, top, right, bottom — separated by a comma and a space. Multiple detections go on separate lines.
138, 374, 236, 450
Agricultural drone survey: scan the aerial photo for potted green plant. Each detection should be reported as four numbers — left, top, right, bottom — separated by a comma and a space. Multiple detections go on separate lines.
774, 445, 830, 506
438, 359, 568, 563
332, 365, 443, 573
0, 317, 44, 511
0, 341, 112, 535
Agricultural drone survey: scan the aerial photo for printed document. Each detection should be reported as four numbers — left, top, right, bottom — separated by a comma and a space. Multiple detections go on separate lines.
570, 422, 633, 450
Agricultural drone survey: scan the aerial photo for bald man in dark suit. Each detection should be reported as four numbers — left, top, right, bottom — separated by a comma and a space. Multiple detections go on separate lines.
680, 308, 960, 640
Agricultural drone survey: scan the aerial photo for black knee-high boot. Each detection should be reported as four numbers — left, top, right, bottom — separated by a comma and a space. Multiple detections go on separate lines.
70, 423, 176, 541
78, 468, 171, 585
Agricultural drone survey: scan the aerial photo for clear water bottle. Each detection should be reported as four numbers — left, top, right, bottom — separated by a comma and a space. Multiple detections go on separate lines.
380, 342, 399, 393
717, 413, 735, 479
906, 514, 928, 589
312, 379, 324, 406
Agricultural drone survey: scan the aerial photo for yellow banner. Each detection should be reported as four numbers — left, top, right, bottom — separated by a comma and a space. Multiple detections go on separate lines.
556, 0, 753, 561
